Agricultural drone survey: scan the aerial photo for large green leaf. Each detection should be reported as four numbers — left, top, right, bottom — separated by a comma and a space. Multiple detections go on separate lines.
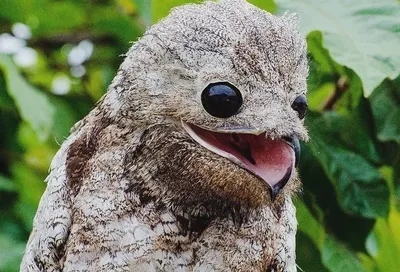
370, 77, 400, 143
296, 200, 374, 272
276, 0, 400, 96
322, 237, 365, 272
309, 110, 380, 164
0, 54, 55, 141
307, 112, 390, 218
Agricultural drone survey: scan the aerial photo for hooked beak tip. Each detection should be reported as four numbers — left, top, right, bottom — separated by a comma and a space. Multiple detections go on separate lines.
270, 186, 280, 202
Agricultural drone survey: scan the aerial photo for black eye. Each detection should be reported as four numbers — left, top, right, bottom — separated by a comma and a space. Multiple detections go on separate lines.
201, 82, 243, 118
291, 94, 308, 119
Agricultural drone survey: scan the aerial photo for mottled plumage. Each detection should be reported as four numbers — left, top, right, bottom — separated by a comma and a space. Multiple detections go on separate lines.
21, 0, 308, 271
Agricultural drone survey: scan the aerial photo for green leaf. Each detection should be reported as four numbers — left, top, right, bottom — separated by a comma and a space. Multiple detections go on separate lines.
295, 200, 329, 271
370, 77, 400, 143
0, 235, 25, 272
322, 237, 365, 272
152, 0, 204, 23
0, 175, 17, 193
11, 162, 46, 230
310, 110, 380, 164
135, 0, 210, 25
394, 155, 400, 209
91, 6, 141, 45
0, 0, 86, 36
0, 73, 15, 110
307, 31, 344, 76
0, 54, 55, 141
49, 98, 78, 144
0, 0, 36, 23
134, 0, 153, 26
276, 0, 400, 96
248, 0, 276, 13
297, 232, 329, 272
295, 199, 325, 249
17, 122, 57, 171
33, 2, 86, 36
307, 112, 390, 218
366, 208, 400, 272
134, 0, 277, 26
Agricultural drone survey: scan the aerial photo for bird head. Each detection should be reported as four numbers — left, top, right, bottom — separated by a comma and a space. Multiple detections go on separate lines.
102, 0, 308, 218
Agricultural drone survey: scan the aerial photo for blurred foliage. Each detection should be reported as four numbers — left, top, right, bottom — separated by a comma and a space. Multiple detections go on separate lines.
0, 0, 399, 271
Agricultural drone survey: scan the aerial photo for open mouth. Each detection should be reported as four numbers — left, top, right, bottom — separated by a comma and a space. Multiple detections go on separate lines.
182, 121, 300, 199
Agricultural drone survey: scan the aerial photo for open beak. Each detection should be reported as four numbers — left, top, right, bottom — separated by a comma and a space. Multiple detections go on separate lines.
182, 121, 300, 201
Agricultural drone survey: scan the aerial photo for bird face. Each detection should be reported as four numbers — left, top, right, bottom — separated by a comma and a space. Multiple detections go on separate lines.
112, 0, 308, 217
179, 74, 307, 200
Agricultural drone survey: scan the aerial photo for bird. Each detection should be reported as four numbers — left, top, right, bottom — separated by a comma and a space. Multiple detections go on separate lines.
20, 0, 308, 271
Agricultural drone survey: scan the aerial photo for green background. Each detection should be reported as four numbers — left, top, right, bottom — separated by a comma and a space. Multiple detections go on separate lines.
1, 0, 400, 271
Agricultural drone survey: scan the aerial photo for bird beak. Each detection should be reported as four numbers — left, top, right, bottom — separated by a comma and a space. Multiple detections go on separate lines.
181, 121, 300, 201
269, 135, 300, 201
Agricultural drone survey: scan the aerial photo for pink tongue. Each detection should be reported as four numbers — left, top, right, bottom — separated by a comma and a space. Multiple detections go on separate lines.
190, 126, 294, 187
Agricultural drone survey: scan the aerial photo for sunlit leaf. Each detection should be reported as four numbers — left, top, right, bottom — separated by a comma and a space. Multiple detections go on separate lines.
18, 122, 57, 171
295, 199, 325, 248
247, 0, 276, 13
276, 0, 400, 96
151, 0, 201, 23
0, 54, 55, 141
366, 208, 400, 272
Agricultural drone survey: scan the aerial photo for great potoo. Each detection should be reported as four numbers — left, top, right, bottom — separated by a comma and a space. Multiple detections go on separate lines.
21, 0, 309, 271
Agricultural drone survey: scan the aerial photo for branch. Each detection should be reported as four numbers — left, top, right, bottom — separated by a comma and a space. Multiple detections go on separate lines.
323, 77, 349, 111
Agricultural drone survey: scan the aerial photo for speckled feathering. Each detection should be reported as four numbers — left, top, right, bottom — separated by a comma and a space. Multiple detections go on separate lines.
21, 0, 309, 271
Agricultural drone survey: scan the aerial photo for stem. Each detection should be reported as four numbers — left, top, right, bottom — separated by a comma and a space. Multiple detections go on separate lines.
323, 76, 349, 111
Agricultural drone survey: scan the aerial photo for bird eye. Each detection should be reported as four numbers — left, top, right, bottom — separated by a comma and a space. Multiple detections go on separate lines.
291, 94, 308, 119
201, 82, 243, 118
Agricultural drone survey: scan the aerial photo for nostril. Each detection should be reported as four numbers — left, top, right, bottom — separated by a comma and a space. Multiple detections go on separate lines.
291, 94, 308, 119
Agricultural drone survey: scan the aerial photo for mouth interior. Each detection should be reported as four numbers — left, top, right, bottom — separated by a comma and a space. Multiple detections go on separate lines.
182, 122, 295, 190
